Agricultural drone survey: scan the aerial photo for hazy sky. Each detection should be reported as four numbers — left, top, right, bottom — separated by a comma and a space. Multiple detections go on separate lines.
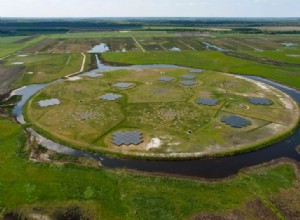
0, 0, 299, 17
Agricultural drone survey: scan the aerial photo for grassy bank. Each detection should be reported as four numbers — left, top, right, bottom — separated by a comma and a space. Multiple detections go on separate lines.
102, 51, 300, 90
0, 117, 299, 219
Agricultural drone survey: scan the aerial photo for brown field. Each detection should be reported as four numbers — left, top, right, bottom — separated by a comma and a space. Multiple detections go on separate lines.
19, 34, 300, 55
0, 61, 25, 95
23, 38, 141, 53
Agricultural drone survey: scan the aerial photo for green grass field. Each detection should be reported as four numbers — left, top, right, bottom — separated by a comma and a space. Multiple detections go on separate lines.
0, 36, 29, 44
0, 36, 46, 57
3, 53, 88, 87
242, 49, 300, 64
102, 51, 300, 89
49, 31, 174, 39
0, 117, 299, 219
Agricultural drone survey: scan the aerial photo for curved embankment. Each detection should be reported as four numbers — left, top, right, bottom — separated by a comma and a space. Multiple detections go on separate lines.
10, 60, 300, 179
25, 68, 299, 159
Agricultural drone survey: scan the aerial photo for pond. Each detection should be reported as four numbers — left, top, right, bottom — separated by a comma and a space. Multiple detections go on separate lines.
202, 42, 228, 52
11, 62, 24, 65
87, 43, 110, 53
281, 42, 297, 47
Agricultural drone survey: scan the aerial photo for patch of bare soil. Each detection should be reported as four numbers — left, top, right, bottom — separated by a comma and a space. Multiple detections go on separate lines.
271, 186, 300, 219
22, 39, 60, 53
3, 212, 25, 220
27, 133, 100, 168
269, 162, 300, 219
52, 206, 87, 220
24, 38, 104, 53
198, 91, 211, 98
0, 62, 24, 95
3, 205, 91, 220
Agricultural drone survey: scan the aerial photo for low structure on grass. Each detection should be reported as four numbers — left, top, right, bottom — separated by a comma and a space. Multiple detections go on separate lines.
158, 76, 175, 82
38, 98, 61, 107
180, 80, 198, 86
112, 131, 143, 146
196, 98, 219, 106
181, 74, 196, 79
189, 69, 203, 74
114, 82, 134, 88
221, 115, 252, 128
248, 97, 272, 105
100, 93, 123, 101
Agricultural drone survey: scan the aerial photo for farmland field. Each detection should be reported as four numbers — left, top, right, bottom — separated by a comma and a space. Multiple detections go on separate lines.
0, 31, 297, 94
3, 53, 88, 87
0, 36, 46, 57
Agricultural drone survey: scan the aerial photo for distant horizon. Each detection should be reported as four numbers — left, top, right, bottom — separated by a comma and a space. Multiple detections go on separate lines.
1, 17, 300, 19
0, 0, 299, 17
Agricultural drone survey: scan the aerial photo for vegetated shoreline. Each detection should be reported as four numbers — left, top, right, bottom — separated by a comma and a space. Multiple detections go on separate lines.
1, 114, 300, 183
22, 69, 300, 161
24, 128, 300, 182
1, 114, 300, 220
23, 111, 300, 161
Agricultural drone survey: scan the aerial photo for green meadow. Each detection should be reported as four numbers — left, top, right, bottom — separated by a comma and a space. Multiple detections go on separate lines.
0, 36, 46, 58
0, 117, 298, 219
5, 53, 89, 87
102, 50, 300, 89
49, 31, 174, 39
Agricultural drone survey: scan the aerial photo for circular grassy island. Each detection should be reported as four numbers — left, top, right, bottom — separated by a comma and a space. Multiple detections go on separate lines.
25, 68, 300, 159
